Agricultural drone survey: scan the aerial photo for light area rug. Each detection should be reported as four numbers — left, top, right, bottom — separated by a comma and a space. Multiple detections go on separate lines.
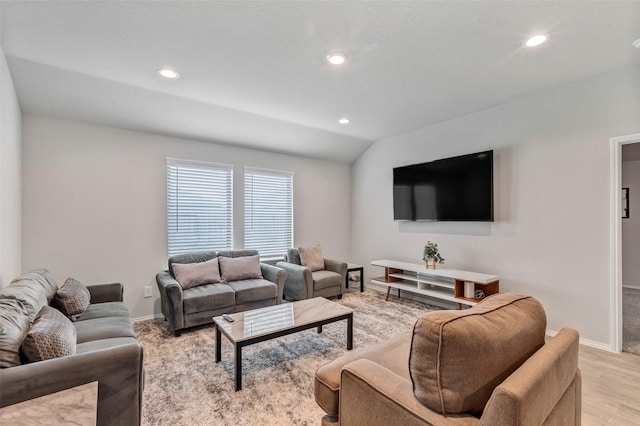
623, 287, 640, 355
134, 289, 441, 425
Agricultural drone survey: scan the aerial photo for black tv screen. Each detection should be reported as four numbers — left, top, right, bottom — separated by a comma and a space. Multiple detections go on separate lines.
393, 150, 493, 221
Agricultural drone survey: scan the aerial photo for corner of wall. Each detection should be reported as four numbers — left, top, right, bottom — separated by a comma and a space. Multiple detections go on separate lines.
0, 45, 23, 287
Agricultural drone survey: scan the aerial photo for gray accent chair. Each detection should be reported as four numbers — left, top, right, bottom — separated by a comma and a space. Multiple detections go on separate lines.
276, 248, 347, 301
156, 249, 286, 336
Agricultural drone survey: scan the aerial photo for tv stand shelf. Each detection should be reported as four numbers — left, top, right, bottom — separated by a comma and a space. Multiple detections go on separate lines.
370, 260, 499, 309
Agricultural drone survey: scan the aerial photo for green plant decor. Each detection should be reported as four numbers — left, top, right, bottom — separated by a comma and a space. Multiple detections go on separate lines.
422, 241, 445, 264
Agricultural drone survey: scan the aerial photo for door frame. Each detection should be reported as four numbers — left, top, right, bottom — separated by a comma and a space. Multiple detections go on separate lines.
610, 132, 640, 352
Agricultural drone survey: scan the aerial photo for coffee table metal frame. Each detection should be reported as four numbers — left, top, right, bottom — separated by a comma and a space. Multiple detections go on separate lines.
214, 298, 353, 391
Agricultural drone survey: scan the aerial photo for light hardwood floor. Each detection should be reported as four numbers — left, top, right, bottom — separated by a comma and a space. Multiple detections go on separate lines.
580, 344, 640, 425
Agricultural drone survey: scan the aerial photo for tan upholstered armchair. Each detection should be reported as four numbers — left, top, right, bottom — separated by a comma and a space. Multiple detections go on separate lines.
276, 247, 347, 301
314, 293, 581, 425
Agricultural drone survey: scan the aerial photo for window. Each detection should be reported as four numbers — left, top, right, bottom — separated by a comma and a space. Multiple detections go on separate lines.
244, 167, 293, 258
166, 159, 233, 256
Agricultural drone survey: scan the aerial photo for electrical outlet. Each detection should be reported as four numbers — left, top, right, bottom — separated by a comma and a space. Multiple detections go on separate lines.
144, 286, 152, 298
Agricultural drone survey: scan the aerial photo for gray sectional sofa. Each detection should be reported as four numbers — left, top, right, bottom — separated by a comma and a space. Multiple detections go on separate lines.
156, 249, 286, 336
0, 269, 144, 426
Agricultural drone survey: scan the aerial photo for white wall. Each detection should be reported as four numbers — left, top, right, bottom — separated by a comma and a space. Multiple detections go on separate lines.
352, 64, 640, 347
22, 115, 351, 319
622, 159, 640, 288
0, 44, 22, 288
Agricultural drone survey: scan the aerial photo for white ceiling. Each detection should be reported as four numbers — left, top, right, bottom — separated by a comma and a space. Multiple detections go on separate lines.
2, 1, 639, 163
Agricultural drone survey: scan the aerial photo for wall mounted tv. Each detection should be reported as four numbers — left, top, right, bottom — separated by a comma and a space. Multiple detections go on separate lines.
393, 150, 494, 221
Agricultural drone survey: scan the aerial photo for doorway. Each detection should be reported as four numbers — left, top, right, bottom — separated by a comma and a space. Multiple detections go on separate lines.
621, 143, 640, 354
611, 133, 640, 353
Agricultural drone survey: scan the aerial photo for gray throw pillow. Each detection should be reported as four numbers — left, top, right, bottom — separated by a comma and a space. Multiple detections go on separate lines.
21, 305, 77, 362
172, 257, 222, 289
52, 278, 91, 320
218, 255, 263, 282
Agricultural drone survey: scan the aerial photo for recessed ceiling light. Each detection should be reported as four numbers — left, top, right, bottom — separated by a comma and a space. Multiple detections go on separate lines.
158, 68, 179, 79
633, 38, 640, 49
524, 34, 550, 48
327, 52, 347, 65
338, 118, 350, 124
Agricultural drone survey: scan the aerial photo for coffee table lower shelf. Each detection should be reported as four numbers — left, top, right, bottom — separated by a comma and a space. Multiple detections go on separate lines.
214, 298, 354, 391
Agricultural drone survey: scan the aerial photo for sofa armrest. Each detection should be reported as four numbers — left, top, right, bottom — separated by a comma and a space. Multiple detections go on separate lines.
339, 359, 478, 426
87, 282, 123, 303
260, 263, 286, 304
276, 261, 313, 300
479, 328, 581, 426
324, 259, 347, 293
156, 271, 185, 332
0, 343, 144, 426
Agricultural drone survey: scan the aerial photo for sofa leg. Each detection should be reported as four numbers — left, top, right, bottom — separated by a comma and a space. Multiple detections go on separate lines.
337, 294, 343, 300
174, 330, 182, 337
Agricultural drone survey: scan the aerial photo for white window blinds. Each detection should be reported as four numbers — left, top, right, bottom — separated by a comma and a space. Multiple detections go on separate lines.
167, 160, 233, 257
244, 167, 293, 257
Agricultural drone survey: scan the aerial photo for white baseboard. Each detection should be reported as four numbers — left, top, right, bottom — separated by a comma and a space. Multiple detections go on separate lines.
545, 329, 613, 352
132, 314, 164, 323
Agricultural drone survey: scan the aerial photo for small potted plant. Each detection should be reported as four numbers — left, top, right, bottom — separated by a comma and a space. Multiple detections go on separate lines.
423, 241, 445, 269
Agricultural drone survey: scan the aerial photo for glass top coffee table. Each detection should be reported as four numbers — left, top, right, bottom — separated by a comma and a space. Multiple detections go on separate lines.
213, 297, 354, 391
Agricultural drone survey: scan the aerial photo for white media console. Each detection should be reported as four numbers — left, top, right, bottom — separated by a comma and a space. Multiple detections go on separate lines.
370, 260, 500, 309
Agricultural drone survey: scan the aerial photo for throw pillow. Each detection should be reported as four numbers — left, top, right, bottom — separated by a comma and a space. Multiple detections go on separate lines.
21, 305, 77, 363
172, 257, 222, 290
52, 278, 91, 321
218, 255, 263, 282
299, 245, 325, 271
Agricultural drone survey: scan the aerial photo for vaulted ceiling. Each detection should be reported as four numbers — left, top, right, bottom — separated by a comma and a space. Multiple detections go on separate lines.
2, 1, 639, 162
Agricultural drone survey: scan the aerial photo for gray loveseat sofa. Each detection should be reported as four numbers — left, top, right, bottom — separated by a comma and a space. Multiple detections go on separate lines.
156, 249, 286, 336
0, 269, 144, 426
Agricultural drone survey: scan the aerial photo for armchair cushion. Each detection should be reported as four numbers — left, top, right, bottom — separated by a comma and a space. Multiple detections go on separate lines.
52, 278, 91, 320
21, 306, 77, 362
172, 257, 222, 289
409, 293, 547, 415
312, 270, 342, 291
315, 332, 412, 417
299, 245, 325, 271
219, 255, 262, 282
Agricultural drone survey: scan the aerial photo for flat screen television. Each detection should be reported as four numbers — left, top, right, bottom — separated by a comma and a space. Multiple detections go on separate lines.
393, 150, 493, 221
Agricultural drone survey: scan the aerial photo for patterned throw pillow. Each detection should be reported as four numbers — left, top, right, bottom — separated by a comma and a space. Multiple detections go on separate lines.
21, 305, 77, 362
52, 278, 91, 320
172, 257, 223, 289
299, 245, 325, 272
